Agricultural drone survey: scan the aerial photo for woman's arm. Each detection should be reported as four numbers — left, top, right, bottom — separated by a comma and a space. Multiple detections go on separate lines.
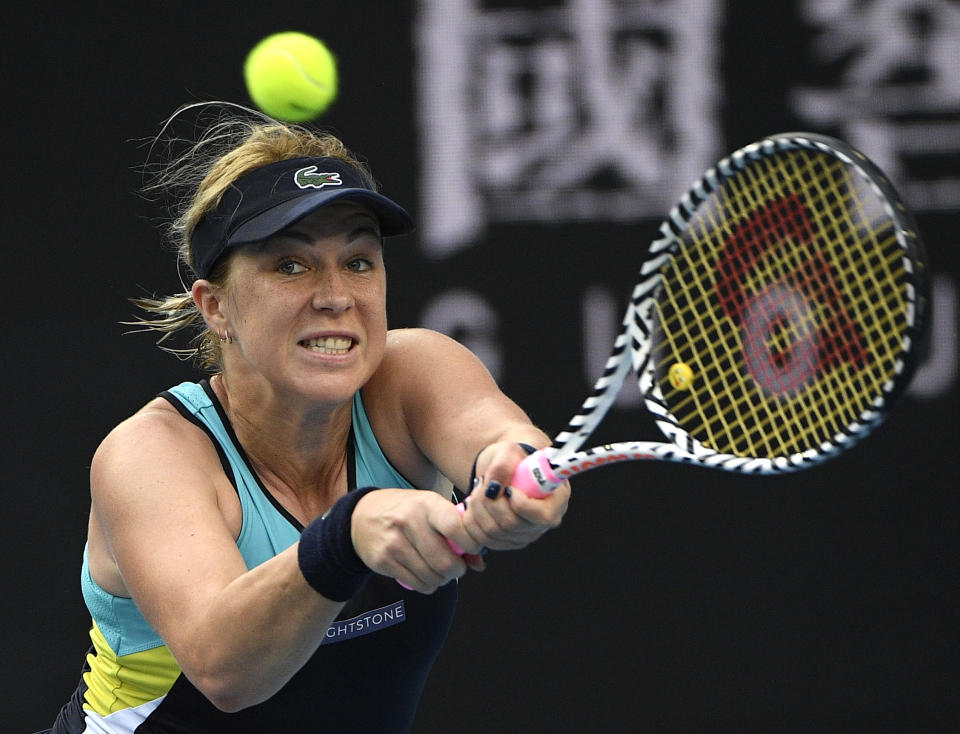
362, 328, 570, 567
89, 408, 346, 712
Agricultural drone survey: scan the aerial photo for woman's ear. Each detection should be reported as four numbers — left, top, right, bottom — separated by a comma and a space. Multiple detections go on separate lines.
192, 279, 227, 335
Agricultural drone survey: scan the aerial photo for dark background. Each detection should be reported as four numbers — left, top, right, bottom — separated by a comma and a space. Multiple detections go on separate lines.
7, 1, 958, 731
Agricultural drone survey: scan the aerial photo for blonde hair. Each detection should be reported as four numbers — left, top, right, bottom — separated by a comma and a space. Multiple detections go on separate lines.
128, 102, 376, 370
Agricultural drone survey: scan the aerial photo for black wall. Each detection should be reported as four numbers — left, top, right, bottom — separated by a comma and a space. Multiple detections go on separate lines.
8, 2, 958, 731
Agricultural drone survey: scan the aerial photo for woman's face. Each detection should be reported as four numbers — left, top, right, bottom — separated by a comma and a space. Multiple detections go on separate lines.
217, 202, 388, 407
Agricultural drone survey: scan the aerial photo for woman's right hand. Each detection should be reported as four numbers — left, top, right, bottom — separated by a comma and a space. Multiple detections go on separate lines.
350, 489, 484, 593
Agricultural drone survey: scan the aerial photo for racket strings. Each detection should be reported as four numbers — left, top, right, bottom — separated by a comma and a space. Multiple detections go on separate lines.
662, 235, 822, 455
756, 155, 905, 441
660, 167, 827, 455
694, 166, 815, 455
783, 150, 909, 398
654, 200, 764, 449
649, 147, 911, 459
658, 250, 908, 458
715, 161, 873, 450
743, 161, 903, 447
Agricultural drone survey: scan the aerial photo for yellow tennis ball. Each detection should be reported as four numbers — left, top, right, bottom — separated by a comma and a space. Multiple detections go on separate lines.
668, 362, 695, 391
244, 32, 338, 122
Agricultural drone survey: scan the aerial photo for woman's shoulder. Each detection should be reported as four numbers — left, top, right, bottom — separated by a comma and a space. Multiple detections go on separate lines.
385, 326, 460, 351
366, 328, 476, 401
382, 327, 480, 371
107, 395, 188, 437
92, 396, 215, 478
362, 330, 454, 488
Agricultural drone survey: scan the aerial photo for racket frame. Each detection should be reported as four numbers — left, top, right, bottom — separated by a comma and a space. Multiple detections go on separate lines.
518, 132, 928, 490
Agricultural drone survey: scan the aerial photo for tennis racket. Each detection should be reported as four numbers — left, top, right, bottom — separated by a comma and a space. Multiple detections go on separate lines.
498, 131, 928, 498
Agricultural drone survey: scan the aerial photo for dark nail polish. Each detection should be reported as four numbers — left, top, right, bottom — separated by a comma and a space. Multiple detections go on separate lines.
504, 487, 512, 498
485, 481, 502, 499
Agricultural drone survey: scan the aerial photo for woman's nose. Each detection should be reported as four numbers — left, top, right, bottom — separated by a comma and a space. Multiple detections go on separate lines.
311, 270, 353, 312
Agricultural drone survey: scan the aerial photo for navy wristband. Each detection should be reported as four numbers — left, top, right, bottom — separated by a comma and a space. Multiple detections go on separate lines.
298, 487, 377, 601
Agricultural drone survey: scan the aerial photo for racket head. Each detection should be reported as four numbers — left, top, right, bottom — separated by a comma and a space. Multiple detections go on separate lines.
632, 132, 929, 472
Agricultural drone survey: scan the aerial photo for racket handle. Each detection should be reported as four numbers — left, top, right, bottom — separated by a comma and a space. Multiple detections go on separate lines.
509, 450, 561, 498
446, 503, 467, 555
397, 452, 558, 588
444, 452, 559, 555
444, 452, 556, 557
398, 504, 466, 590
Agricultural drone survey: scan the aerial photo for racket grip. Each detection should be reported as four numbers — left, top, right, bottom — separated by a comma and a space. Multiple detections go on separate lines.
444, 453, 556, 561
397, 453, 558, 588
446, 503, 467, 555
438, 452, 559, 557
509, 450, 561, 498
398, 504, 466, 590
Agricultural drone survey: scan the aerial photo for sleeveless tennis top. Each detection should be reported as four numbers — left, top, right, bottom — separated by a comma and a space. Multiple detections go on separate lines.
50, 380, 458, 733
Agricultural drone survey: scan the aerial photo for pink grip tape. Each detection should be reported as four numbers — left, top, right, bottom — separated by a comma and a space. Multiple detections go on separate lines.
397, 451, 557, 589
509, 451, 560, 499
446, 503, 467, 555
442, 452, 558, 561
398, 504, 466, 590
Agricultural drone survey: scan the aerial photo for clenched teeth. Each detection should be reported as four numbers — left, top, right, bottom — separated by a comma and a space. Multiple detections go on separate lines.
300, 336, 354, 354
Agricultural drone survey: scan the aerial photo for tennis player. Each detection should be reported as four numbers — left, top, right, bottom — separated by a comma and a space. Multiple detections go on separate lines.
40, 104, 570, 733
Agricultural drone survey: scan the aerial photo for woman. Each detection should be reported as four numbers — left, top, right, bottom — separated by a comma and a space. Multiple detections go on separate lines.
44, 104, 570, 733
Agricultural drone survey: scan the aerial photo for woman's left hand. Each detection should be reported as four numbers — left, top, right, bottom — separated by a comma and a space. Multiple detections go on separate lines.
460, 442, 571, 552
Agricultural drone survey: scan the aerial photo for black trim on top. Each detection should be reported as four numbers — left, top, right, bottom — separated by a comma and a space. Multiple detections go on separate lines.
198, 379, 304, 531
159, 388, 238, 494
197, 379, 358, 533
161, 378, 362, 533
347, 426, 357, 491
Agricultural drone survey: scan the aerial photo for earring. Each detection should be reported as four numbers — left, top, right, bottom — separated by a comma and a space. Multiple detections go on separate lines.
221, 329, 234, 344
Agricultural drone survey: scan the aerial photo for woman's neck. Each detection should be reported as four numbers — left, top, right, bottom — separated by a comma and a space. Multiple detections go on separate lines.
210, 373, 353, 516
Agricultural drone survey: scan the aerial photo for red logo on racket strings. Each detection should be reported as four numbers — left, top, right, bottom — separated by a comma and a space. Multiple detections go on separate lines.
714, 194, 868, 396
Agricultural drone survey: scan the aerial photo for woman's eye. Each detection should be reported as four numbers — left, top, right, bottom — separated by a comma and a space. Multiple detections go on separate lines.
278, 260, 307, 275
346, 258, 374, 273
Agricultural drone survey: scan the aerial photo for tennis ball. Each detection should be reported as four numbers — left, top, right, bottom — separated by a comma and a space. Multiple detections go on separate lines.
244, 32, 338, 122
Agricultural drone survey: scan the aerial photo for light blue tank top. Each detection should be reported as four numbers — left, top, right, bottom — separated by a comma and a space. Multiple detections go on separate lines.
81, 380, 414, 656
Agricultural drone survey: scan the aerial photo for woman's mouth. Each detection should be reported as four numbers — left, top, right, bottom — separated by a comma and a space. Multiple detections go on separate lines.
299, 336, 354, 355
